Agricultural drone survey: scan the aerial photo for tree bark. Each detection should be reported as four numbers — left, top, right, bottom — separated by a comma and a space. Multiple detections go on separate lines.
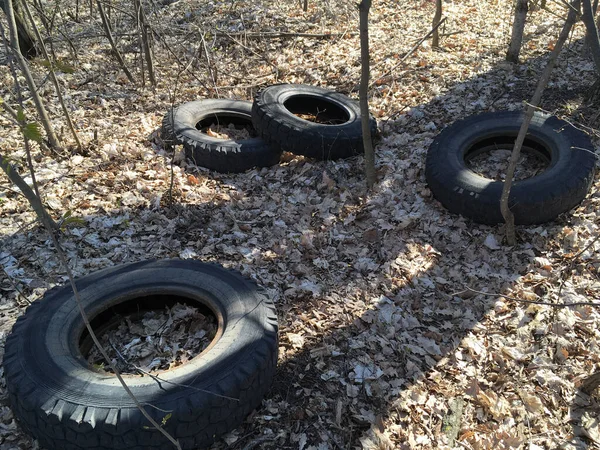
500, 0, 581, 245
582, 0, 600, 73
0, 0, 36, 58
432, 0, 443, 48
359, 0, 375, 189
506, 0, 528, 63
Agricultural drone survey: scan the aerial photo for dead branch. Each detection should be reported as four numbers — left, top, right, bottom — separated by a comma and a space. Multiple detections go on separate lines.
214, 31, 358, 39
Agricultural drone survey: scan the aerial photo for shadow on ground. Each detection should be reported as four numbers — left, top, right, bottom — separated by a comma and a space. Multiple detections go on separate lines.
1, 33, 599, 450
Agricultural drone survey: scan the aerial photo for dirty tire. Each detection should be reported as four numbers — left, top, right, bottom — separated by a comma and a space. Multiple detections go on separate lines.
425, 111, 596, 225
162, 99, 281, 173
251, 84, 377, 160
3, 259, 278, 450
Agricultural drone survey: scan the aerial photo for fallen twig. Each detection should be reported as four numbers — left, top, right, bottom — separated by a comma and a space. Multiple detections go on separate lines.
214, 31, 357, 39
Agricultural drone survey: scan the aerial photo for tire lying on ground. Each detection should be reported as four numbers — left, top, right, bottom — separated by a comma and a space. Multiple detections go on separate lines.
251, 84, 377, 160
425, 110, 596, 225
3, 259, 278, 450
162, 99, 281, 173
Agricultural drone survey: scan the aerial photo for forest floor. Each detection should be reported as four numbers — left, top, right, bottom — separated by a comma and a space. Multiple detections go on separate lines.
1, 0, 600, 449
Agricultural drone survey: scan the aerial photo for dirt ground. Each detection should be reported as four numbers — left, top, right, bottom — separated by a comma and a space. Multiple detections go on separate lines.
1, 0, 600, 449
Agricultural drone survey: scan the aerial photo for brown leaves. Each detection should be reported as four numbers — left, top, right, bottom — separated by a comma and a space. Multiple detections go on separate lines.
1, 0, 600, 448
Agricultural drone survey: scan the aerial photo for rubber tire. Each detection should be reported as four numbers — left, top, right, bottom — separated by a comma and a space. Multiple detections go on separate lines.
425, 111, 596, 225
3, 260, 278, 450
251, 84, 377, 160
162, 99, 281, 173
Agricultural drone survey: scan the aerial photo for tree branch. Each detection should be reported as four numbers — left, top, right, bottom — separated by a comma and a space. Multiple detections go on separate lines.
500, 0, 581, 245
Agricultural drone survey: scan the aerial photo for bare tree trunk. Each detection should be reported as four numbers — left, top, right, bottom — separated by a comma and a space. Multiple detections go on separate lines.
501, 0, 580, 245
582, 0, 600, 72
21, 0, 83, 153
4, 0, 60, 150
432, 0, 443, 48
506, 0, 528, 63
359, 0, 375, 189
97, 0, 135, 83
582, 0, 600, 101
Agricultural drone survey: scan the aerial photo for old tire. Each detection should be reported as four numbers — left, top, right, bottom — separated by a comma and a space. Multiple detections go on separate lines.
3, 259, 278, 450
162, 99, 281, 173
425, 111, 596, 225
251, 84, 377, 160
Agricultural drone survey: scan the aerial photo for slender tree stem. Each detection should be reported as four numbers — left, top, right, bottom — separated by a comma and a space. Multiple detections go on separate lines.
432, 0, 443, 48
500, 0, 581, 245
4, 0, 60, 150
0, 153, 57, 229
21, 0, 83, 152
359, 0, 375, 189
96, 0, 135, 83
135, 0, 155, 86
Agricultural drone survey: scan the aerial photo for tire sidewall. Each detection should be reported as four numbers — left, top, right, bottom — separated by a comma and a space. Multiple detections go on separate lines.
173, 99, 264, 150
426, 111, 596, 223
10, 260, 274, 408
260, 84, 360, 137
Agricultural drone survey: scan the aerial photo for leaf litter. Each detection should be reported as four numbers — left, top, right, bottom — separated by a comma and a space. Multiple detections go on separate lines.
1, 0, 600, 449
86, 303, 217, 374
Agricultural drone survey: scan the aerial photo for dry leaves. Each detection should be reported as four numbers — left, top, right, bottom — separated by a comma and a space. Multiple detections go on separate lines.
1, 0, 600, 449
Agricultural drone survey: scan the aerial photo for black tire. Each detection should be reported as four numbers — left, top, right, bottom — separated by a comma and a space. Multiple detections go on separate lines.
3, 260, 278, 450
425, 111, 597, 225
251, 84, 377, 160
162, 99, 281, 173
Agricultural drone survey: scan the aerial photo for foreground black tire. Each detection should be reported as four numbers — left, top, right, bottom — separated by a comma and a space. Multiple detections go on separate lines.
425, 111, 596, 225
252, 84, 377, 160
162, 99, 281, 173
3, 259, 278, 450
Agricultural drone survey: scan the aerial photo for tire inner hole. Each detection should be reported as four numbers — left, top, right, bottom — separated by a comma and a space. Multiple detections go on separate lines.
196, 113, 256, 140
284, 95, 350, 125
464, 135, 551, 181
80, 294, 218, 375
